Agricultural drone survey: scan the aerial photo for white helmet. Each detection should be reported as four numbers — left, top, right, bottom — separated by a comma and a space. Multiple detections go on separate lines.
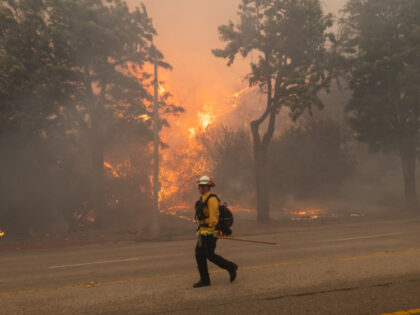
197, 175, 215, 187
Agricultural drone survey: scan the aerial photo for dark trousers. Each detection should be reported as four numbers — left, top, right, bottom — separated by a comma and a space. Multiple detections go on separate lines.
195, 234, 236, 281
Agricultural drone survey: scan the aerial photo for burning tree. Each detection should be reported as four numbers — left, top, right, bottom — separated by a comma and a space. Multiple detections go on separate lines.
47, 0, 173, 226
0, 0, 181, 235
213, 0, 334, 221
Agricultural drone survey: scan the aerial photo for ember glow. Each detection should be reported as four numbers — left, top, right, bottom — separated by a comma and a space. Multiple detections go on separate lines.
287, 209, 326, 220
136, 114, 150, 122
73, 200, 96, 226
104, 161, 132, 179
229, 205, 255, 214
0, 229, 5, 237
283, 208, 365, 221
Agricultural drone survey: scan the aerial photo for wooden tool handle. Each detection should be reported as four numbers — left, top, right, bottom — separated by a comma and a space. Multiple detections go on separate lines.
217, 235, 277, 245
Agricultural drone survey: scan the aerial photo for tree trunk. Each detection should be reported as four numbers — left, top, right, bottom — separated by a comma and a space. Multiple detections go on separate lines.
91, 90, 106, 227
251, 109, 276, 222
399, 138, 418, 212
254, 144, 270, 221
92, 130, 105, 226
84, 65, 106, 226
250, 74, 277, 222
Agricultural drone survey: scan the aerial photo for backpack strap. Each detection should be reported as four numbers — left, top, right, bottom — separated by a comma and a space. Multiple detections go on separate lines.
202, 193, 218, 208
197, 194, 219, 229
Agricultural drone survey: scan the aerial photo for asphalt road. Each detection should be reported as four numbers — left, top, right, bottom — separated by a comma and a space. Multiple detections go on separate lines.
1, 218, 420, 315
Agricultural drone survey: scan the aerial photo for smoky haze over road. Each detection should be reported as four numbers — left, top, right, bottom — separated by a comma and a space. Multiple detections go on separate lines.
1, 218, 420, 314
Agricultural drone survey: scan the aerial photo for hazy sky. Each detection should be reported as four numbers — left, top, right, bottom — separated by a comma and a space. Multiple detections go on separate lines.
140, 0, 245, 90
138, 0, 346, 91
128, 0, 348, 142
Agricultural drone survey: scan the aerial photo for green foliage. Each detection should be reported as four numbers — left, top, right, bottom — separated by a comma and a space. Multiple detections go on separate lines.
0, 0, 69, 134
213, 0, 334, 120
0, 0, 179, 234
214, 0, 335, 220
339, 0, 420, 150
338, 0, 420, 210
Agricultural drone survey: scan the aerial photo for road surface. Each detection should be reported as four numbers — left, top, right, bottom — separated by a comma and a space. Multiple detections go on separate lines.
1, 218, 420, 314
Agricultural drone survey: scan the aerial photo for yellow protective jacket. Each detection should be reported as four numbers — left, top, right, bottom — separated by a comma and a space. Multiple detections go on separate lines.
197, 191, 219, 236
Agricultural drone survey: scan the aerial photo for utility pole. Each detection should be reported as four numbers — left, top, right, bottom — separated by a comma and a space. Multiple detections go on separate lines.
150, 47, 160, 236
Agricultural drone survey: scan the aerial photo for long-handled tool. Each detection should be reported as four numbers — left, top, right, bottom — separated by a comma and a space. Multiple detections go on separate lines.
216, 235, 277, 245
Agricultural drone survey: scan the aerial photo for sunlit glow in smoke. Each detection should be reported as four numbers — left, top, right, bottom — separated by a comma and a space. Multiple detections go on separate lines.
188, 128, 196, 138
198, 111, 216, 129
159, 85, 166, 95
233, 87, 251, 99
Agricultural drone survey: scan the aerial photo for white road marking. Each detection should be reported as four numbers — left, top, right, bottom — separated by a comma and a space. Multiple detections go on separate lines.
47, 233, 404, 269
48, 257, 140, 269
317, 232, 404, 243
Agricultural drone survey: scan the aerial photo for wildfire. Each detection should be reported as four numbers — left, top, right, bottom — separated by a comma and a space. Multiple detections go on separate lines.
157, 84, 253, 208
107, 198, 119, 207
229, 205, 255, 214
159, 85, 166, 95
283, 208, 365, 221
198, 111, 216, 129
125, 58, 258, 219
288, 209, 325, 220
135, 114, 150, 122
104, 160, 132, 179
188, 128, 196, 138
232, 87, 252, 99
86, 214, 95, 223
160, 204, 196, 222
73, 211, 95, 226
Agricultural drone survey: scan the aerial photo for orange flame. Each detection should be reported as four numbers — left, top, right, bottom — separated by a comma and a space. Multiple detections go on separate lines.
125, 60, 256, 218
157, 82, 253, 209
229, 205, 255, 214
284, 208, 326, 220
104, 161, 132, 179
73, 209, 95, 225
283, 208, 365, 220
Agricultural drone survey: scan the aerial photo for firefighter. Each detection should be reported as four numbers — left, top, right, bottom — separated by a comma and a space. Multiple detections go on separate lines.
193, 175, 238, 288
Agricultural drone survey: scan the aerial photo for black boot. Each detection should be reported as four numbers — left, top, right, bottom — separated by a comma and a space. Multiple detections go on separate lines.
193, 279, 211, 288
228, 263, 238, 282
